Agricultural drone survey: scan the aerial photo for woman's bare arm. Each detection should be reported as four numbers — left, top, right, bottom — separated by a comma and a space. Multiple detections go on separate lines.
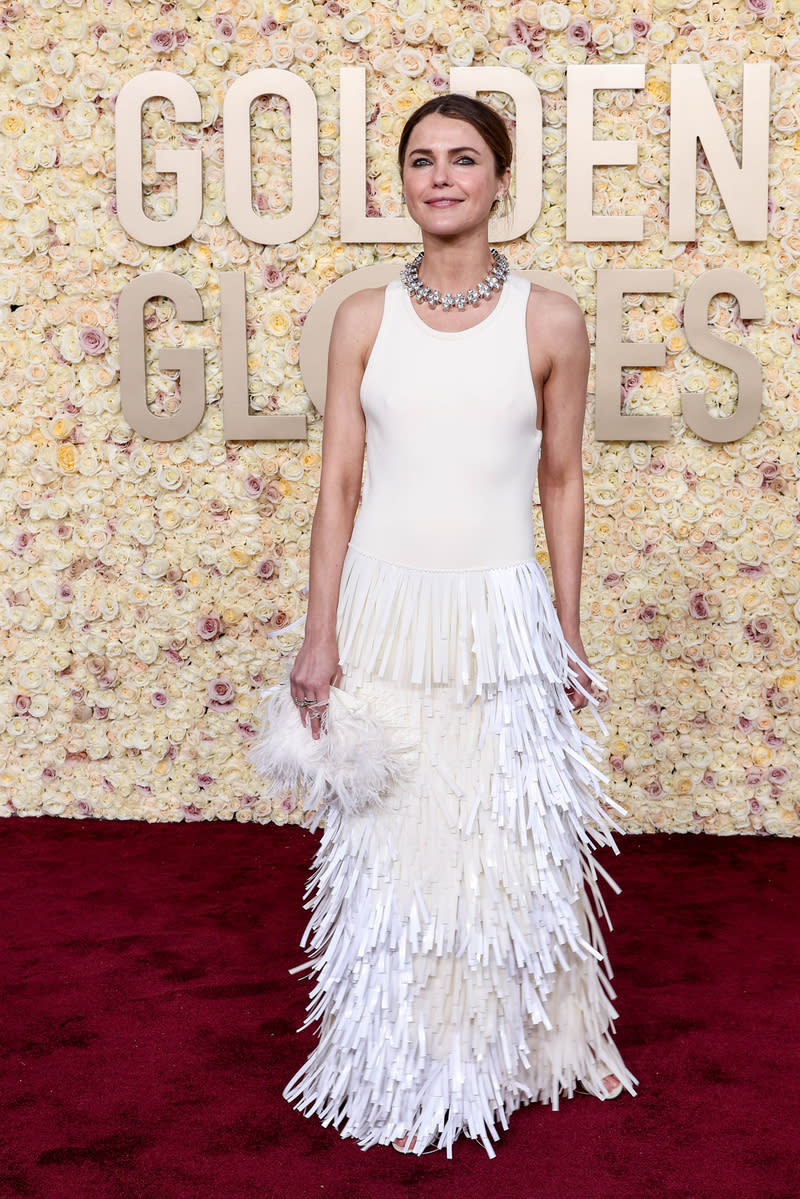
290, 288, 382, 735
530, 291, 592, 708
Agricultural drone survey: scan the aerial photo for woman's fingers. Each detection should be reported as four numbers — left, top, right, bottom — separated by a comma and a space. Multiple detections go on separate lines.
289, 677, 331, 738
307, 700, 328, 741
565, 659, 592, 710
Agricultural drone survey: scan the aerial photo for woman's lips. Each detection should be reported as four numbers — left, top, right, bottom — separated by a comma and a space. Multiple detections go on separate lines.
426, 198, 462, 207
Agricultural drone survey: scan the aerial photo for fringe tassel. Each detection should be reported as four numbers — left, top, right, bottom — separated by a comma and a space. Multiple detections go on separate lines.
281, 548, 637, 1157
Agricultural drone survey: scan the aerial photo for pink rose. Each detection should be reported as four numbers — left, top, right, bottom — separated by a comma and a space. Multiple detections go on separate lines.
196, 773, 214, 788
14, 694, 31, 714
745, 0, 771, 14
567, 18, 592, 45
79, 327, 108, 355
262, 266, 286, 290
213, 14, 236, 39
207, 677, 235, 710
149, 29, 177, 52
244, 475, 264, 497
644, 779, 664, 798
688, 590, 710, 619
197, 614, 222, 641
506, 18, 534, 45
257, 559, 275, 581
0, 3, 23, 25
631, 17, 651, 39
42, 766, 57, 781
640, 605, 657, 622
151, 691, 168, 707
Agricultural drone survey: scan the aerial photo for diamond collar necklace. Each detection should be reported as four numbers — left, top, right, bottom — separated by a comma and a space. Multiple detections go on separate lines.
401, 248, 510, 312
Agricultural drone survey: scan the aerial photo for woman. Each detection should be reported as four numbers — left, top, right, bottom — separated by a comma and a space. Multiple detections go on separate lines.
277, 94, 636, 1157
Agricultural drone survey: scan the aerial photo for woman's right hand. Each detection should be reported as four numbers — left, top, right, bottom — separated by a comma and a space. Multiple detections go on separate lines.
290, 636, 342, 740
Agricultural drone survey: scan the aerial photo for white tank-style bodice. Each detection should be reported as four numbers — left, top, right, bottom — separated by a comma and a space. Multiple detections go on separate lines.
349, 272, 540, 572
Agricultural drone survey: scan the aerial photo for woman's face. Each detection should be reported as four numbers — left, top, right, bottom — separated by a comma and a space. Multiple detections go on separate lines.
401, 113, 508, 239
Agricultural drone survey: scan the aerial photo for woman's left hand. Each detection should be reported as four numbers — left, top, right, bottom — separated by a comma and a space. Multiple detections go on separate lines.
563, 634, 593, 710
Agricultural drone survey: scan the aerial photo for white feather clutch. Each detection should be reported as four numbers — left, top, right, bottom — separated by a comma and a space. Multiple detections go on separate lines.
249, 683, 412, 824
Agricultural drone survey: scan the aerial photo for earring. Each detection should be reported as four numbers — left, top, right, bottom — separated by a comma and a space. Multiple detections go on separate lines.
401, 192, 405, 203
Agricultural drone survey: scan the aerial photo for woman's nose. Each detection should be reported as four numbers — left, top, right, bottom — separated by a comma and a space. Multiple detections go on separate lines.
431, 158, 452, 186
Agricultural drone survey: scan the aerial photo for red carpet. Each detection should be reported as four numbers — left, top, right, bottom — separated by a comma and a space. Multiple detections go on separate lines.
1, 817, 798, 1199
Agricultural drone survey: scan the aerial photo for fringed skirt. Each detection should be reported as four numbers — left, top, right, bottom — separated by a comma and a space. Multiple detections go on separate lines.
280, 545, 637, 1158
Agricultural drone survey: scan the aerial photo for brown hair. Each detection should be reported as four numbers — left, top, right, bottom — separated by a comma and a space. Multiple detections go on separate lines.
398, 94, 513, 180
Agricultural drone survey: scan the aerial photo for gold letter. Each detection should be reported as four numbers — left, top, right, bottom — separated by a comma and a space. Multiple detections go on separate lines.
595, 268, 673, 441
681, 268, 764, 443
669, 64, 770, 242
566, 64, 645, 243
224, 69, 319, 244
118, 273, 205, 440
339, 68, 420, 243
115, 71, 202, 247
451, 66, 543, 241
220, 272, 307, 440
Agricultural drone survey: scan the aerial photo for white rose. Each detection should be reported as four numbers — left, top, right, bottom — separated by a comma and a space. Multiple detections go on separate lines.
448, 38, 475, 67
499, 44, 532, 70
539, 2, 571, 31
206, 41, 230, 66
535, 64, 565, 92
341, 14, 372, 42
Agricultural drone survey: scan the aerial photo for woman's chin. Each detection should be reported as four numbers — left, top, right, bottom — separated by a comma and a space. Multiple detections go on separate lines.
414, 209, 489, 239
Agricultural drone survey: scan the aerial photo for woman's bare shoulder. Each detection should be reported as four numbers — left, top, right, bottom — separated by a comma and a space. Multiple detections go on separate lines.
328, 285, 389, 374
526, 283, 588, 344
333, 285, 388, 339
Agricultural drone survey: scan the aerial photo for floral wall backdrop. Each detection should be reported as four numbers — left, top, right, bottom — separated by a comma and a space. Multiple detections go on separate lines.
0, 0, 798, 834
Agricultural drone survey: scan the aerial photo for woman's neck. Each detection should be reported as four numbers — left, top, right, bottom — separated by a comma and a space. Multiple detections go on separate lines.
416, 232, 496, 293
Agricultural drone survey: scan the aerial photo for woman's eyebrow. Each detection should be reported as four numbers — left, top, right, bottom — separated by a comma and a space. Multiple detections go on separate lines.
406, 145, 483, 156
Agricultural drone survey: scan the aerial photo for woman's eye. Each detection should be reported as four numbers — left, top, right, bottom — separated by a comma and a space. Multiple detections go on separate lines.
455, 156, 475, 165
410, 156, 431, 167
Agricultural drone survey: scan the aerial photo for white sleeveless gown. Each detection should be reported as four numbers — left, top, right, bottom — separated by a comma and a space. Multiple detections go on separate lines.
281, 274, 637, 1157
